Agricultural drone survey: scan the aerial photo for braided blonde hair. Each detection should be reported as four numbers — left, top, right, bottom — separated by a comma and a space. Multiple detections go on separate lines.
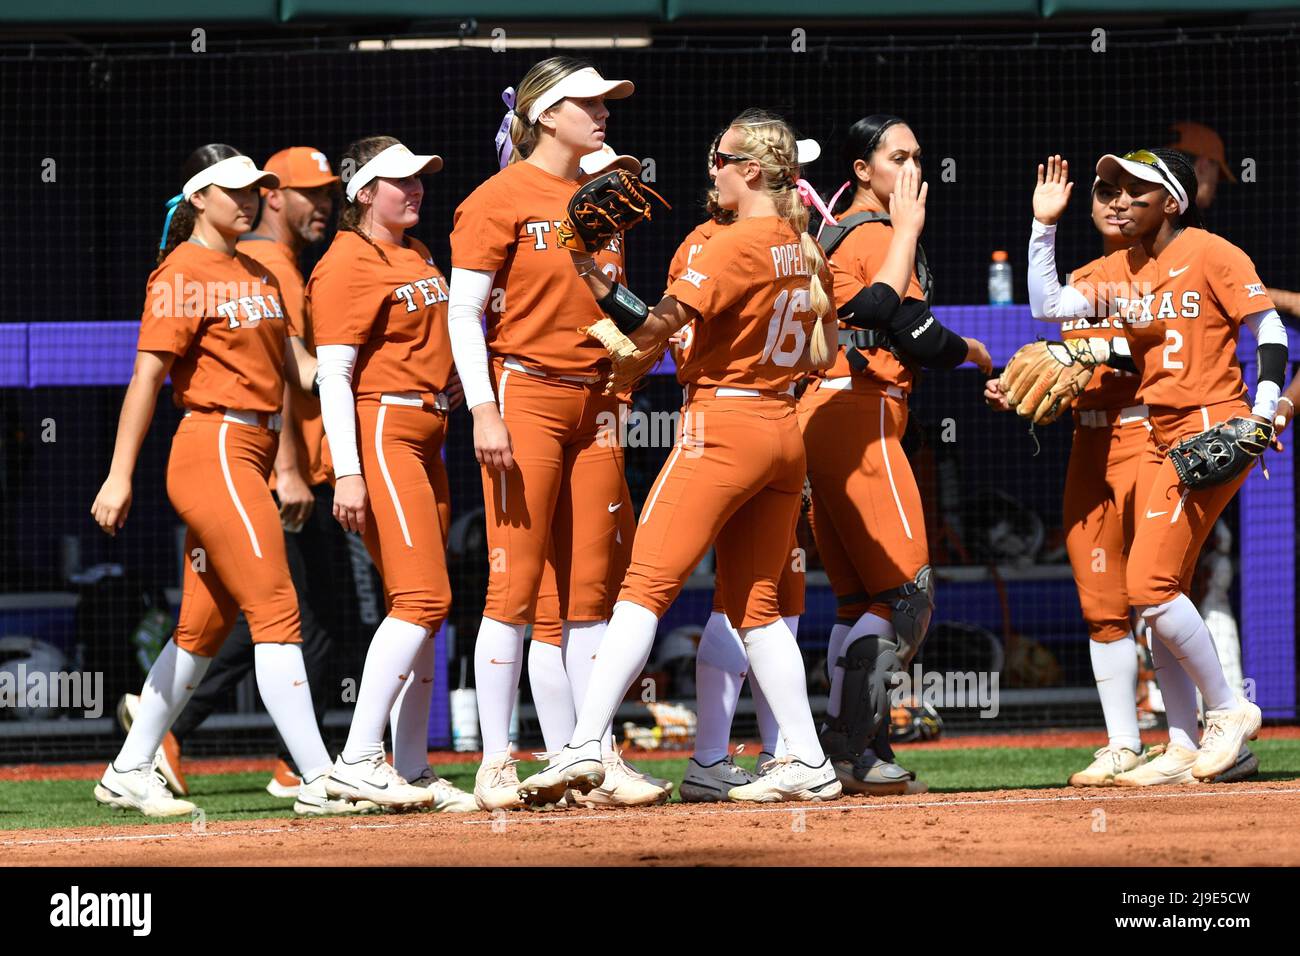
508, 56, 594, 164
726, 109, 833, 364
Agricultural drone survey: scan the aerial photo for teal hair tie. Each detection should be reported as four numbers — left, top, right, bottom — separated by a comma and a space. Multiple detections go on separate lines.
159, 193, 184, 251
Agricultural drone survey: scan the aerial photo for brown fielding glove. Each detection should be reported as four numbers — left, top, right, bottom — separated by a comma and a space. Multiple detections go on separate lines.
557, 169, 670, 254
581, 317, 666, 396
998, 339, 1098, 425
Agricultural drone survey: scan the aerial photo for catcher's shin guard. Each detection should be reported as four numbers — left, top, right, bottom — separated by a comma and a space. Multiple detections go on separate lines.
877, 565, 936, 666
829, 633, 903, 757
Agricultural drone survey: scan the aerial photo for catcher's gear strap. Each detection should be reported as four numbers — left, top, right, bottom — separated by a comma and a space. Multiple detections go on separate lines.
838, 281, 901, 329
874, 565, 935, 666
887, 299, 968, 369
818, 211, 933, 304
597, 282, 649, 334
1168, 416, 1274, 490
831, 634, 901, 755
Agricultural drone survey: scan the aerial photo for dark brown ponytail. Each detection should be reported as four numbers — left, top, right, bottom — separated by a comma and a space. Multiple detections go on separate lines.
157, 143, 242, 265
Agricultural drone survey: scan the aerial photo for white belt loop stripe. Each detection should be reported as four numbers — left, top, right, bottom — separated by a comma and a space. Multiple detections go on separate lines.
879, 396, 913, 541
497, 369, 511, 514
716, 386, 762, 398
1200, 406, 1210, 431
373, 405, 413, 548
217, 421, 263, 559
380, 392, 424, 407
820, 376, 853, 391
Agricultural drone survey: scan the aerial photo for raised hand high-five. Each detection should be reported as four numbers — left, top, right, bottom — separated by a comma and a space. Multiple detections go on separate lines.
1033, 154, 1074, 226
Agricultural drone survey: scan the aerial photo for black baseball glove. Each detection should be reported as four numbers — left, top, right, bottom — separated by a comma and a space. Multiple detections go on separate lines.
1168, 416, 1274, 489
557, 168, 669, 254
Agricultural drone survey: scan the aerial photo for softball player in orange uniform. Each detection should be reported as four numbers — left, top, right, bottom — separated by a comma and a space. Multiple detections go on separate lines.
524, 144, 671, 808
90, 145, 361, 817
1043, 148, 1286, 781
663, 166, 804, 801
996, 155, 1257, 786
447, 58, 636, 810
800, 116, 991, 795
520, 108, 843, 806
310, 136, 475, 811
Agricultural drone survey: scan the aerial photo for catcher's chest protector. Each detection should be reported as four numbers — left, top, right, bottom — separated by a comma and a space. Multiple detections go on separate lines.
818, 211, 933, 374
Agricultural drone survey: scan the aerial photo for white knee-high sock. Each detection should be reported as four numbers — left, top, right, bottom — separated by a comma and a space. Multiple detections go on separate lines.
116, 640, 211, 771
474, 617, 526, 759
742, 619, 823, 763
824, 623, 852, 719
831, 613, 893, 719
695, 612, 746, 764
1150, 624, 1202, 751
1088, 635, 1141, 753
389, 628, 438, 780
528, 641, 576, 753
570, 601, 658, 746
561, 621, 615, 752
1139, 595, 1235, 712
342, 616, 429, 763
749, 671, 783, 756
256, 642, 332, 781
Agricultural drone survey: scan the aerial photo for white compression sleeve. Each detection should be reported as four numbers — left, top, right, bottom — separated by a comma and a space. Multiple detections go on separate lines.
448, 267, 498, 411
1244, 308, 1288, 420
1027, 219, 1092, 320
316, 344, 360, 478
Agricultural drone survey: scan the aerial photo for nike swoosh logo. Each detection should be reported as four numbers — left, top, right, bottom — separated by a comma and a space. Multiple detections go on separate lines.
397, 674, 408, 681
490, 659, 515, 665
292, 679, 306, 687
1169, 266, 1189, 277
1146, 510, 1167, 518
608, 502, 623, 512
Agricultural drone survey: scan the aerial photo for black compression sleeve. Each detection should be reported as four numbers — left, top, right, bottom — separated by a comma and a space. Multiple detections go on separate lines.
886, 299, 969, 369
838, 282, 901, 330
1103, 350, 1139, 374
1258, 343, 1288, 387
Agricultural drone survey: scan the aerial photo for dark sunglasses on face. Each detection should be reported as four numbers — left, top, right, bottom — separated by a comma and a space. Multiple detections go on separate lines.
713, 149, 754, 170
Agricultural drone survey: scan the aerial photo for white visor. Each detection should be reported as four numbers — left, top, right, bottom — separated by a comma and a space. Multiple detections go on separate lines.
345, 143, 444, 202
1095, 153, 1189, 213
182, 155, 279, 201
526, 67, 634, 124
796, 139, 821, 165
579, 144, 641, 176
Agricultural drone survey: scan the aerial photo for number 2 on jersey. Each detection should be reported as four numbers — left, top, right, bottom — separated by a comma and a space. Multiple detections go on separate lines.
761, 288, 809, 367
1162, 329, 1184, 369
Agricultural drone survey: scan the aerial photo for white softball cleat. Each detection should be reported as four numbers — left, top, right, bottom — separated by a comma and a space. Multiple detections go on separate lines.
1193, 697, 1262, 780
570, 750, 671, 808
517, 739, 605, 807
1069, 745, 1145, 787
474, 755, 525, 811
680, 755, 756, 803
409, 767, 478, 813
1114, 743, 1198, 787
294, 773, 379, 816
621, 755, 674, 795
94, 763, 196, 818
323, 752, 429, 808
727, 755, 842, 803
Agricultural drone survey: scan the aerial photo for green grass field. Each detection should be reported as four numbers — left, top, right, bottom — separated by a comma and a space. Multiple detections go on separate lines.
3, 740, 1298, 832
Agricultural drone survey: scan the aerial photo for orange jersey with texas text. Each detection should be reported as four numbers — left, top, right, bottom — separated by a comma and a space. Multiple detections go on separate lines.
138, 241, 287, 413
239, 237, 328, 486
1060, 255, 1141, 413
450, 161, 615, 377
1092, 228, 1272, 411
666, 215, 825, 392
307, 231, 453, 405
825, 202, 925, 391
665, 218, 726, 381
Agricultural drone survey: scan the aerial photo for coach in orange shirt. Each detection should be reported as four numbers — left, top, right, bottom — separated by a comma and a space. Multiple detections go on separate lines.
166, 147, 341, 801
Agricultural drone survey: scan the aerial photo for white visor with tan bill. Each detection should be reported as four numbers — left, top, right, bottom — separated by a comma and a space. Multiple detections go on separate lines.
182, 155, 279, 201
345, 143, 444, 202
1095, 150, 1189, 213
527, 67, 633, 124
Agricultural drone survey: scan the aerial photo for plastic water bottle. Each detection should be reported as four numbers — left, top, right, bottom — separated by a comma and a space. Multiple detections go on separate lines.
988, 250, 1013, 306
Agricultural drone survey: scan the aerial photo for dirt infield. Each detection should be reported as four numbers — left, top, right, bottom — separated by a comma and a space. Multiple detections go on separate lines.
7, 726, 1298, 783
4, 781, 1298, 867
